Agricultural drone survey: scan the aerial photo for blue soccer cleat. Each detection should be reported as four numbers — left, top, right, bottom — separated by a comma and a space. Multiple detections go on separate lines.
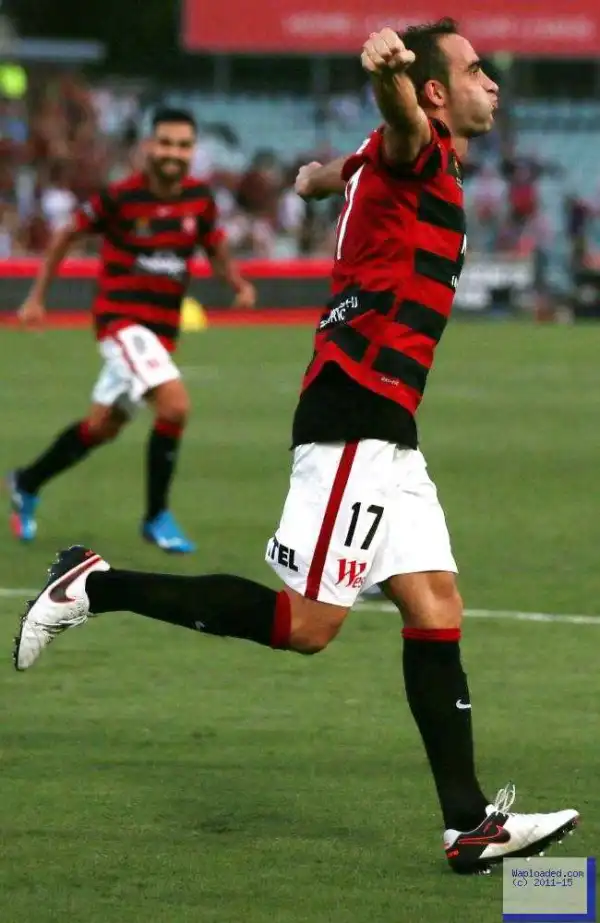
142, 510, 196, 554
8, 471, 39, 543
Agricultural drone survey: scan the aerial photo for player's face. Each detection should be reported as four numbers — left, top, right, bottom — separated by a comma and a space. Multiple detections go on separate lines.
149, 122, 196, 183
440, 34, 499, 138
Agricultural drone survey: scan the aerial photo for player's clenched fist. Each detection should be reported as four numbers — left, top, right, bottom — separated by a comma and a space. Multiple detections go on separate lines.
294, 162, 322, 199
361, 28, 416, 74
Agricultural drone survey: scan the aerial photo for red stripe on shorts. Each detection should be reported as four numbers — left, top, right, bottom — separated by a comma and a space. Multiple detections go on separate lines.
305, 441, 358, 600
115, 331, 153, 390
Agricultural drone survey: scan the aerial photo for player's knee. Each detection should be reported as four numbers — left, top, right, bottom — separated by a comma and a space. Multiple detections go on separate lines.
83, 411, 126, 444
388, 571, 463, 629
293, 629, 334, 655
159, 404, 189, 428
151, 381, 190, 428
430, 581, 463, 628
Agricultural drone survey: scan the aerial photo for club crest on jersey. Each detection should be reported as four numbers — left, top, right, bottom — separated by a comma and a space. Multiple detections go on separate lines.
447, 153, 463, 188
182, 215, 196, 234
136, 217, 152, 236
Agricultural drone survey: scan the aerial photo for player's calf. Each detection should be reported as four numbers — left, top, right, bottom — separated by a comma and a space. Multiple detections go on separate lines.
385, 570, 489, 834
143, 380, 194, 552
13, 556, 351, 671
8, 407, 127, 542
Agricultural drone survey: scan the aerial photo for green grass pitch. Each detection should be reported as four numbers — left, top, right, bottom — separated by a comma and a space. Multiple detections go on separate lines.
0, 321, 597, 922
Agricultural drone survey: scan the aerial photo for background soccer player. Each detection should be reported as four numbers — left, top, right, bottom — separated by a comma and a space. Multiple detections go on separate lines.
8, 108, 256, 553
15, 22, 579, 873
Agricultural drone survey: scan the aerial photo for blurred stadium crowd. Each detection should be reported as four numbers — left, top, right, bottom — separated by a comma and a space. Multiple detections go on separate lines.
1, 67, 600, 287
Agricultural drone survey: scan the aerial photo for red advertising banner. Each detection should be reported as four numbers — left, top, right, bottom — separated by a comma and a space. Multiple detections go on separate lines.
182, 0, 600, 55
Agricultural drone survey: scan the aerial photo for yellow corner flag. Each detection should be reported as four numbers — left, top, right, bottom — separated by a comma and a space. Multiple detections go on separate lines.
181, 297, 208, 332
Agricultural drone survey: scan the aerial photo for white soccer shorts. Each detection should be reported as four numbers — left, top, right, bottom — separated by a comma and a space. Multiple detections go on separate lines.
265, 440, 457, 607
91, 324, 181, 417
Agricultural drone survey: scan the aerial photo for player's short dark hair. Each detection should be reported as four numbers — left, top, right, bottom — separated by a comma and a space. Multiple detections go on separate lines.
152, 107, 197, 134
400, 17, 459, 93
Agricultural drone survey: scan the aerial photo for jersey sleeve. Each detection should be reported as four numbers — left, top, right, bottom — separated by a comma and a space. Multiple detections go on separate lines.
345, 122, 449, 181
197, 194, 226, 253
72, 187, 117, 233
341, 132, 377, 182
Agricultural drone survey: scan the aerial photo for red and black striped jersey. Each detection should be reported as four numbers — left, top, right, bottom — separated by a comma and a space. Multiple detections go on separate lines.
300, 120, 465, 428
73, 172, 225, 352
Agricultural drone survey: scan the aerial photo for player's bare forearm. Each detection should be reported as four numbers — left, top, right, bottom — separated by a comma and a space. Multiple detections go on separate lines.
30, 226, 78, 300
208, 238, 256, 308
372, 71, 431, 137
363, 27, 431, 164
296, 158, 347, 200
208, 238, 244, 291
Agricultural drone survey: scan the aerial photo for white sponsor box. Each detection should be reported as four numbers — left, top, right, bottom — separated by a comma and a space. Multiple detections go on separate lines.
503, 857, 596, 922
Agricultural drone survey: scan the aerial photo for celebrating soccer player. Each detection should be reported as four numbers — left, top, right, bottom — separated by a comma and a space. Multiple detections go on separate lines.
14, 21, 579, 873
8, 108, 256, 553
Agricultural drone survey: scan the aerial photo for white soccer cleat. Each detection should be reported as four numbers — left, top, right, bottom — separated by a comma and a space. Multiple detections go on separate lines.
444, 783, 580, 874
13, 545, 110, 671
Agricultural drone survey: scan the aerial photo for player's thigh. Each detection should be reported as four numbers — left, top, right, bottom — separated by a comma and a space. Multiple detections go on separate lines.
91, 339, 140, 420
266, 440, 394, 609
111, 325, 181, 407
370, 448, 462, 628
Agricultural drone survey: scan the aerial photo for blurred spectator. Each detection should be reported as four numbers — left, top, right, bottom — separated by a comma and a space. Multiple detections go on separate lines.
0, 98, 27, 145
565, 195, 590, 273
21, 209, 51, 254
469, 163, 507, 251
0, 203, 19, 255
0, 71, 588, 282
508, 163, 539, 235
40, 163, 77, 232
237, 150, 281, 219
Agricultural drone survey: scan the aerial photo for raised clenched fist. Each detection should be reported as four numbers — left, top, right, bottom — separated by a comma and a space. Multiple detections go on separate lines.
361, 28, 416, 74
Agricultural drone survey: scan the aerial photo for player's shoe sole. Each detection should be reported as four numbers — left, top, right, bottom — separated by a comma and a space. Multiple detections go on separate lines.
13, 545, 110, 671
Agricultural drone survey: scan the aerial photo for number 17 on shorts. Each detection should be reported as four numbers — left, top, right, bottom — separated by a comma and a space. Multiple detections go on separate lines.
265, 439, 457, 607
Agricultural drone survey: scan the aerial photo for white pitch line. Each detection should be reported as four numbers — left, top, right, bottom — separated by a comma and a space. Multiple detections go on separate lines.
0, 588, 36, 598
0, 587, 598, 625
357, 601, 600, 625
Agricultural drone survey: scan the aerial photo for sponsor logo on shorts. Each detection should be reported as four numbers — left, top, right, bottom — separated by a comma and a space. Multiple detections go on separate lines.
267, 536, 299, 572
336, 559, 367, 589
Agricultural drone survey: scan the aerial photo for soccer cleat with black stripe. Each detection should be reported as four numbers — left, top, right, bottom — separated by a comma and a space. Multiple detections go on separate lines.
444, 783, 580, 875
13, 545, 110, 671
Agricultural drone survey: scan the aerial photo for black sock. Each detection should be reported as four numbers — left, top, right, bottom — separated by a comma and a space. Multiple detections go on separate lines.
17, 421, 99, 495
146, 421, 183, 520
86, 569, 292, 648
402, 629, 488, 832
